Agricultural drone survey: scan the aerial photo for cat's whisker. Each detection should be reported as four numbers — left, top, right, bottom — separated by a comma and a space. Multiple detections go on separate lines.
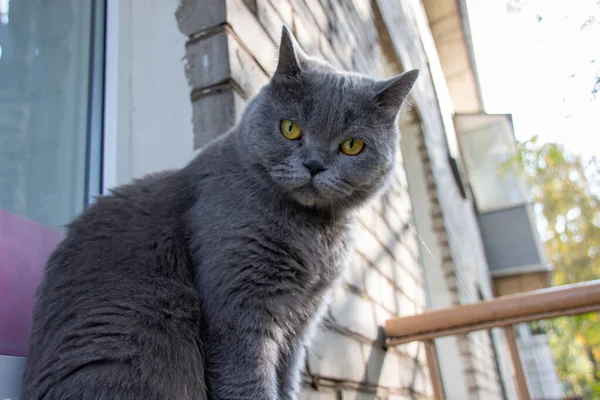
269, 172, 297, 179
199, 172, 249, 183
227, 177, 261, 191
330, 198, 335, 225
270, 165, 294, 173
143, 173, 251, 199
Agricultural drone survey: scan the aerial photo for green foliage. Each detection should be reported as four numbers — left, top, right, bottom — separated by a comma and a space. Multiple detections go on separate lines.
508, 136, 600, 397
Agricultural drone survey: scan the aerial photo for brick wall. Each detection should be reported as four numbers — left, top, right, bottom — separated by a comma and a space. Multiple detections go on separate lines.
176, 0, 432, 398
374, 0, 516, 398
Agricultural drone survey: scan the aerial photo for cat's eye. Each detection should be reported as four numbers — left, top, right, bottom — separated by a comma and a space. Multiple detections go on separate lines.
280, 120, 302, 140
340, 138, 365, 156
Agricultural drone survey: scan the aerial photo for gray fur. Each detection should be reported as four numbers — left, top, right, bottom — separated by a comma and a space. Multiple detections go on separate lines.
22, 26, 418, 400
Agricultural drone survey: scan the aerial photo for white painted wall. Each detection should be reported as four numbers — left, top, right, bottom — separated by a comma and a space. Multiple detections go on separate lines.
103, 0, 193, 191
400, 122, 471, 400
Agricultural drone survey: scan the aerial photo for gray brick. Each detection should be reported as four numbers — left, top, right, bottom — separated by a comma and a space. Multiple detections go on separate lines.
412, 364, 432, 396
362, 345, 415, 389
176, 0, 227, 35
402, 232, 421, 265
393, 240, 421, 279
242, 0, 258, 14
330, 285, 378, 340
299, 388, 338, 400
352, 56, 372, 75
179, 0, 277, 74
292, 3, 322, 56
227, 36, 270, 96
341, 390, 380, 400
327, 0, 358, 66
255, 0, 285, 43
226, 0, 278, 73
373, 300, 393, 329
344, 5, 378, 60
365, 249, 397, 292
192, 89, 244, 148
184, 30, 229, 88
393, 264, 421, 304
354, 219, 387, 266
364, 267, 397, 312
393, 341, 425, 364
394, 290, 417, 317
185, 30, 269, 97
356, 199, 378, 229
354, 220, 402, 280
351, 0, 374, 21
308, 328, 366, 382
382, 192, 413, 227
319, 34, 344, 68
268, 0, 293, 26
307, 0, 329, 32
315, 0, 329, 9
361, 206, 399, 253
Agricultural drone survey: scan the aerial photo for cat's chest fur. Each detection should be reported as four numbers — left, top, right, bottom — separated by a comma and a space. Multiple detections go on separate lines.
188, 171, 352, 329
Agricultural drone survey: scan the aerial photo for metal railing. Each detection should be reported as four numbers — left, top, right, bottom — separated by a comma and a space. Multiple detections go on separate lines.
384, 280, 600, 400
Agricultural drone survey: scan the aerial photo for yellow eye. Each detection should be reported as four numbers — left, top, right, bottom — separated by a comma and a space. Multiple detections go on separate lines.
340, 138, 365, 156
280, 120, 302, 140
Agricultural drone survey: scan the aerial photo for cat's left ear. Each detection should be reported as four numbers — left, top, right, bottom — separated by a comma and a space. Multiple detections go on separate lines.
373, 69, 420, 117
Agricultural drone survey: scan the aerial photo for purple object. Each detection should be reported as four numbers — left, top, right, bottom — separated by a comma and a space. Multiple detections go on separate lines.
0, 209, 63, 357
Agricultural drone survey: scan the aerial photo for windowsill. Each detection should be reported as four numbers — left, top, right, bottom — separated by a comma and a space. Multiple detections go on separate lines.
490, 263, 554, 278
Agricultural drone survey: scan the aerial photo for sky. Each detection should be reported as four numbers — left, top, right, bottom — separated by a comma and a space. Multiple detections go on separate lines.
466, 0, 600, 161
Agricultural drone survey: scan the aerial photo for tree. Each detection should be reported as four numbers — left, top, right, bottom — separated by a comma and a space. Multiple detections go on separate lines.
509, 136, 600, 396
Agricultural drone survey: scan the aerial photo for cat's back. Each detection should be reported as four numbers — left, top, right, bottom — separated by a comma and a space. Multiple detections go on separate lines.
43, 169, 196, 283
23, 170, 206, 400
70, 170, 195, 277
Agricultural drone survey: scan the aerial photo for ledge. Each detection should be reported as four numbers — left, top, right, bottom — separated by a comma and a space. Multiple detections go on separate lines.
490, 263, 554, 278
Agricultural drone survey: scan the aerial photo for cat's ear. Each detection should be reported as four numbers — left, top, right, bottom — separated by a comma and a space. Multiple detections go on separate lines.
372, 69, 420, 117
273, 25, 305, 81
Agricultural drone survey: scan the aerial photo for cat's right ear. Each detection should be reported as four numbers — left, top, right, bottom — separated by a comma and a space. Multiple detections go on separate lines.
372, 69, 420, 118
273, 25, 304, 82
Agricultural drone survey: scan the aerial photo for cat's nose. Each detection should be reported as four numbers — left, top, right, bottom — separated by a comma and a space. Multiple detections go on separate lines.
303, 161, 326, 177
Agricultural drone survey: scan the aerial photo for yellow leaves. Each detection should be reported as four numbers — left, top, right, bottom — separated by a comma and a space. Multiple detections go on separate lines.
593, 347, 600, 362
511, 137, 600, 393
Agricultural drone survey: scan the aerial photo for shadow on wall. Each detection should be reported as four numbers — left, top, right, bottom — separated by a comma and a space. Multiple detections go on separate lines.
305, 172, 428, 398
358, 188, 427, 399
361, 333, 425, 400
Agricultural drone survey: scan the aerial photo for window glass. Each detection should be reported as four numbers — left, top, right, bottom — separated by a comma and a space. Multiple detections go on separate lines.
459, 122, 527, 212
0, 0, 98, 231
0, 1, 104, 391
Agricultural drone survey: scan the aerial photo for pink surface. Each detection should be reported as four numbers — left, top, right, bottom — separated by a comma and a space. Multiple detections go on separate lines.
0, 209, 63, 357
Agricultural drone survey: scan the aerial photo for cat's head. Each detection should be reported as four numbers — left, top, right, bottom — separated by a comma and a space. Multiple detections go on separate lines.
238, 26, 419, 211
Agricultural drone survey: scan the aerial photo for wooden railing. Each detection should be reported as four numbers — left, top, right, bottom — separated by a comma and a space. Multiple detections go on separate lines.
384, 280, 600, 400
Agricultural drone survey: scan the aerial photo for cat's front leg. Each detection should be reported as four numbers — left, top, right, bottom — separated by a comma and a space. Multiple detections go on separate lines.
204, 324, 279, 400
277, 342, 306, 400
277, 298, 331, 399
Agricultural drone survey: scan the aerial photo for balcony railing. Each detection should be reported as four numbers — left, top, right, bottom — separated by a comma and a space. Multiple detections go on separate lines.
384, 280, 600, 400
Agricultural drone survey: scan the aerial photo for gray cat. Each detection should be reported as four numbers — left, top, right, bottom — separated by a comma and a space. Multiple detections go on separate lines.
22, 26, 418, 400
